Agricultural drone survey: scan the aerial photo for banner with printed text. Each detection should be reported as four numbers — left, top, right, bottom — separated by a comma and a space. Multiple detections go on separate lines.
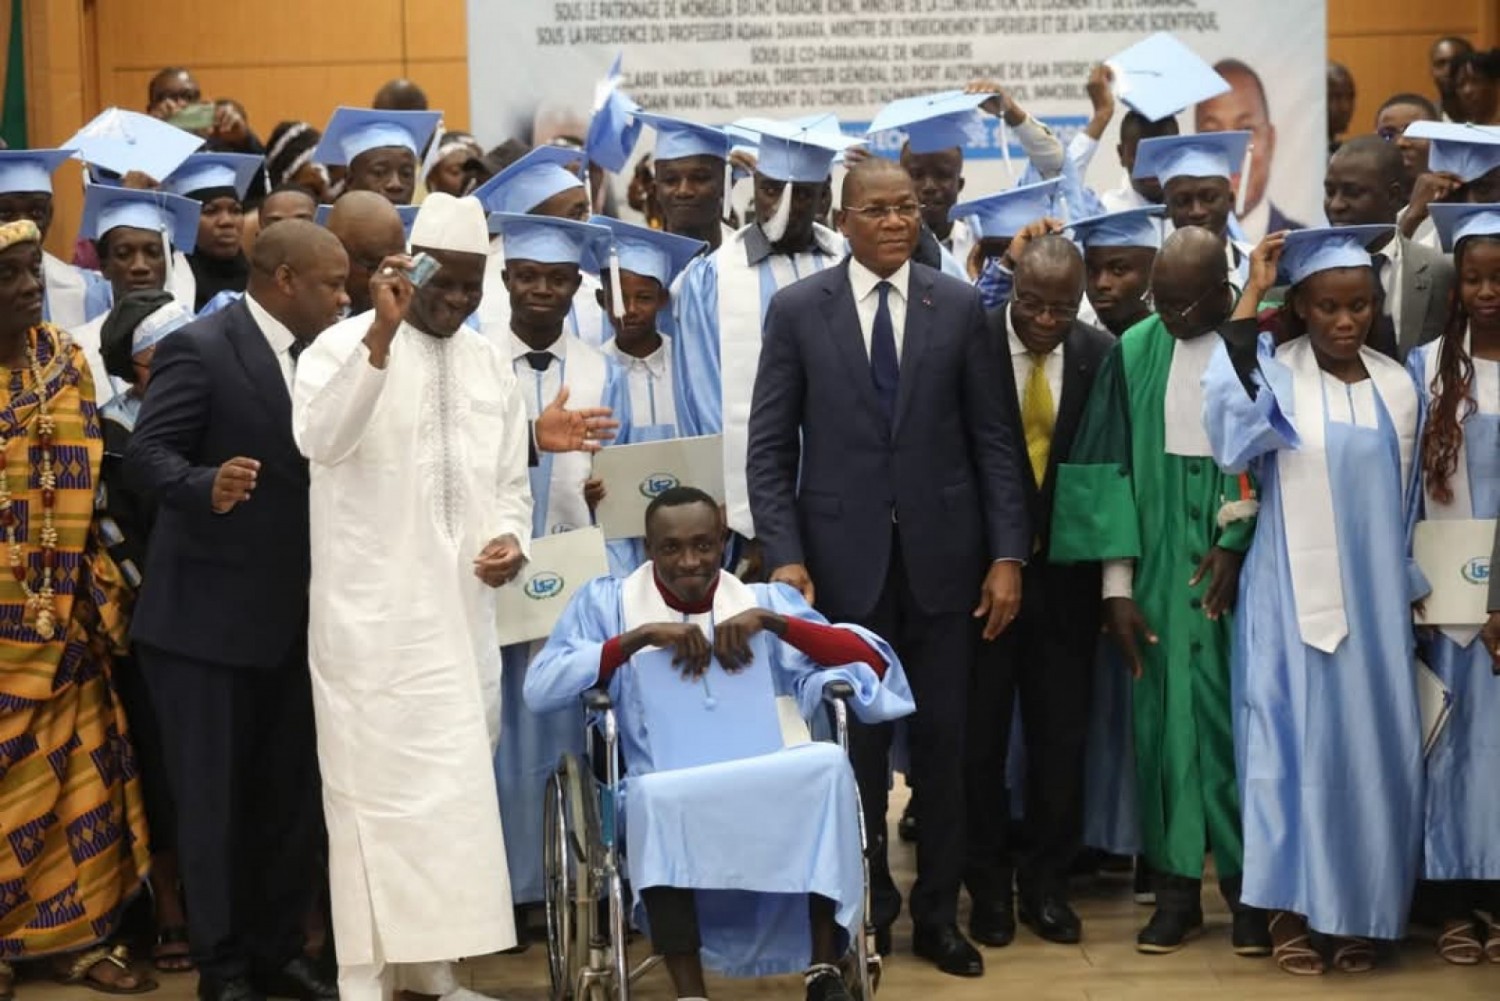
468, 0, 1327, 238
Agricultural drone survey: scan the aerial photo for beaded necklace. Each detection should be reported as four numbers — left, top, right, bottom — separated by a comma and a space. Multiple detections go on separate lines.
0, 331, 59, 639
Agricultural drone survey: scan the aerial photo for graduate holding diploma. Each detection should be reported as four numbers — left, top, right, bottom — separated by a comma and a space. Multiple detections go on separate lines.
1204, 225, 1425, 976
1409, 202, 1500, 966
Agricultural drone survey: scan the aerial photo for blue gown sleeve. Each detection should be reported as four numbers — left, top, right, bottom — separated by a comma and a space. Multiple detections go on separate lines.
975, 260, 1013, 311
1403, 349, 1434, 604
523, 576, 626, 713
83, 270, 114, 321
1203, 332, 1300, 473
755, 583, 916, 724
669, 255, 722, 437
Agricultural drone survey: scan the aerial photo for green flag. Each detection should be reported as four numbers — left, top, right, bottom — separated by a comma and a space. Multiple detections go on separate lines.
1, 0, 25, 149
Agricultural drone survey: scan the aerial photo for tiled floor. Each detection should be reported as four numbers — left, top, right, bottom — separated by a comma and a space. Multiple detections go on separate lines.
15, 784, 1500, 1000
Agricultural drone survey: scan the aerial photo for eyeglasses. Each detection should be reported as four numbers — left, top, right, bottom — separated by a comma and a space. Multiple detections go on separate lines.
1145, 280, 1230, 324
1012, 294, 1079, 322
844, 203, 921, 222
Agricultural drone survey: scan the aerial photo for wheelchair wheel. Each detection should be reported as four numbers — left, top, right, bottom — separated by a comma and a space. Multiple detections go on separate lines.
544, 755, 604, 1001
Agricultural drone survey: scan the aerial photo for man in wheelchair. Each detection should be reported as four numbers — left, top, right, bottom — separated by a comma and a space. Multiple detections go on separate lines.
525, 486, 914, 1001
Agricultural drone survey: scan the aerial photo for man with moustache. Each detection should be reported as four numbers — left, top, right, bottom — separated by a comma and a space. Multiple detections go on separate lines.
292, 193, 531, 1001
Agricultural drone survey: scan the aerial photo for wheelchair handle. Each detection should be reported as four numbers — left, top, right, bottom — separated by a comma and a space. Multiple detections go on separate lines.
823, 680, 856, 702
582, 688, 614, 712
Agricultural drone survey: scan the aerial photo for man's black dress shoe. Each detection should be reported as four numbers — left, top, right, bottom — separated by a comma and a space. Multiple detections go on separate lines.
873, 924, 892, 957
968, 899, 1016, 947
1136, 907, 1205, 954
1019, 894, 1082, 944
1232, 908, 1272, 956
254, 956, 339, 1001
897, 799, 918, 844
805, 967, 853, 1001
912, 922, 984, 977
198, 977, 266, 1001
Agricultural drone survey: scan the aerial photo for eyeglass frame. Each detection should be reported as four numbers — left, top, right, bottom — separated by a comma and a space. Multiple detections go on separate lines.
1145, 279, 1232, 324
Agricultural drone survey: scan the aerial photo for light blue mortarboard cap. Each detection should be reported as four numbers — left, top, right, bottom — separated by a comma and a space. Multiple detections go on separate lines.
80, 185, 201, 254
587, 214, 706, 287
867, 90, 992, 155
1429, 202, 1500, 252
1105, 32, 1231, 123
1067, 205, 1165, 249
636, 111, 733, 162
1132, 130, 1251, 183
1404, 122, 1500, 184
0, 149, 75, 194
312, 107, 441, 165
585, 54, 643, 173
162, 152, 263, 200
1281, 224, 1391, 285
471, 145, 586, 215
60, 108, 204, 181
950, 177, 1062, 239
729, 116, 863, 183
487, 212, 611, 266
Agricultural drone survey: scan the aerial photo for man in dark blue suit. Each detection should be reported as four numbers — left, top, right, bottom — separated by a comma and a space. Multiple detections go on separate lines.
747, 158, 1030, 978
126, 221, 350, 1001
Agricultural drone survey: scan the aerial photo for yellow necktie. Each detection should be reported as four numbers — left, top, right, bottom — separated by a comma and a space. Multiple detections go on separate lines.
1021, 351, 1055, 484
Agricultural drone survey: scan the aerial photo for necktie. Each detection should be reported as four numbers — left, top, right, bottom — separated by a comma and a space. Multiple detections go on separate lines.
1021, 351, 1055, 485
870, 281, 899, 424
288, 339, 307, 363
1369, 253, 1398, 360
525, 351, 553, 372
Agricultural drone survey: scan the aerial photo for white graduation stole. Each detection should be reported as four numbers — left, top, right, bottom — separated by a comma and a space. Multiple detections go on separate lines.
1278, 337, 1418, 653
716, 223, 844, 539
1163, 332, 1218, 457
1419, 331, 1499, 646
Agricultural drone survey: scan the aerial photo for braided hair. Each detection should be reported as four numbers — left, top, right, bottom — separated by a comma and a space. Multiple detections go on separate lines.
1420, 235, 1500, 503
265, 120, 323, 190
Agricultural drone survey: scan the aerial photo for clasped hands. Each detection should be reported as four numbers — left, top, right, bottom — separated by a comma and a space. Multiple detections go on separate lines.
624, 609, 787, 679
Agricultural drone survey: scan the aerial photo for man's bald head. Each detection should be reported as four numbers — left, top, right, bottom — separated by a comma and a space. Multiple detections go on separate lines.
326, 191, 408, 314
248, 220, 351, 339
1150, 227, 1232, 339
840, 156, 911, 206
373, 78, 428, 111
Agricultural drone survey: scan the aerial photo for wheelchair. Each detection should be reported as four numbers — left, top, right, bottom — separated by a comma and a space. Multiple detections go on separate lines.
541, 681, 882, 1000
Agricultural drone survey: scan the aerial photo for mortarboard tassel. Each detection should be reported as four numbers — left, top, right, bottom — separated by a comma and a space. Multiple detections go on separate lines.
608, 247, 625, 320
1235, 139, 1253, 219
999, 118, 1013, 185
761, 182, 793, 244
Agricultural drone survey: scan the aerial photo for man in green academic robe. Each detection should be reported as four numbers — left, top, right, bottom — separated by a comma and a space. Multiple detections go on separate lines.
1051, 227, 1269, 956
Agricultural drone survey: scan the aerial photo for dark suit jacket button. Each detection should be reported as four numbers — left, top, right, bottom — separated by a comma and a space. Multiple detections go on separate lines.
1190, 641, 1203, 653
1189, 597, 1202, 610
1188, 460, 1202, 475
1190, 552, 1203, 564
1189, 505, 1202, 519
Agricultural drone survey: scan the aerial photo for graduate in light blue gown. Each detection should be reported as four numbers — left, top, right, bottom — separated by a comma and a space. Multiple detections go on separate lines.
1409, 202, 1500, 965
526, 488, 913, 999
670, 117, 861, 543
1203, 225, 1425, 974
586, 216, 707, 577
0, 150, 112, 330
962, 178, 1065, 310
1133, 132, 1255, 290
485, 213, 632, 906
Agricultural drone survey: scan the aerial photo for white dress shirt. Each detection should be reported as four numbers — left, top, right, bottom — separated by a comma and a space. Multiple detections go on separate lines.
1374, 235, 1404, 327
244, 293, 298, 390
849, 258, 911, 361
1005, 305, 1064, 409
507, 330, 570, 418
602, 336, 676, 430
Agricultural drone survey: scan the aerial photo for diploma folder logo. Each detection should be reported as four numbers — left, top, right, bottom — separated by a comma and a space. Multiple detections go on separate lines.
1462, 557, 1490, 586
523, 571, 565, 601
639, 473, 680, 499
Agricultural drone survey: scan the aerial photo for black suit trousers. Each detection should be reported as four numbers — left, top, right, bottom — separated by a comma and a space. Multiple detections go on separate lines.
139, 640, 323, 982
840, 528, 975, 928
963, 560, 1100, 904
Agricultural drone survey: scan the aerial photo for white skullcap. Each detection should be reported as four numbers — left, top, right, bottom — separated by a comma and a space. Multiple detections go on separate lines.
409, 193, 490, 255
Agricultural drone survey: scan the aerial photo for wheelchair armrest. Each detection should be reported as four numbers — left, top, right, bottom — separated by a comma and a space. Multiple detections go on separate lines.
822, 680, 856, 702
582, 688, 614, 712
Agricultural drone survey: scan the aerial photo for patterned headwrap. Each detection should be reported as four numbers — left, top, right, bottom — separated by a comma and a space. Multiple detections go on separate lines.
0, 219, 40, 252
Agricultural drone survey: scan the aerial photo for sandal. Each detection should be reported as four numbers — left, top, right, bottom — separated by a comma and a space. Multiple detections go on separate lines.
1269, 911, 1324, 976
1479, 910, 1500, 964
1437, 918, 1483, 965
152, 926, 195, 974
1331, 935, 1376, 974
54, 944, 159, 995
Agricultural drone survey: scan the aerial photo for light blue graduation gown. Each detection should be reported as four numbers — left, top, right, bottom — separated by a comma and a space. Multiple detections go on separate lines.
495, 341, 632, 904
525, 571, 913, 977
599, 337, 685, 578
1408, 342, 1500, 881
1204, 334, 1425, 938
196, 289, 243, 318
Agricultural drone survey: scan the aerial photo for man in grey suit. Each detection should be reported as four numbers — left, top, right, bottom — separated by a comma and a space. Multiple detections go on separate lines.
747, 158, 1029, 978
1324, 135, 1455, 359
